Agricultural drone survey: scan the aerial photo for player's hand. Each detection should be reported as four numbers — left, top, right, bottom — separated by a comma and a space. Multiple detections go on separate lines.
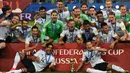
35, 56, 40, 62
34, 43, 38, 48
76, 40, 83, 44
110, 43, 115, 49
120, 36, 126, 41
59, 41, 64, 45
41, 42, 46, 48
5, 12, 11, 18
117, 19, 123, 23
48, 38, 53, 43
74, 18, 79, 22
125, 22, 130, 26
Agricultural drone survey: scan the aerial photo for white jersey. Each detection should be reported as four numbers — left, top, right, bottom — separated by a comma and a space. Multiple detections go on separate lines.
99, 30, 118, 43
32, 50, 56, 72
16, 26, 32, 39
35, 15, 50, 31
101, 8, 121, 20
80, 27, 98, 36
82, 47, 104, 67
25, 34, 41, 44
60, 28, 81, 43
88, 16, 97, 23
107, 21, 126, 37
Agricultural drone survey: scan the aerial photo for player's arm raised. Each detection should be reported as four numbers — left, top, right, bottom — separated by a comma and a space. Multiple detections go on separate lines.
93, 47, 107, 52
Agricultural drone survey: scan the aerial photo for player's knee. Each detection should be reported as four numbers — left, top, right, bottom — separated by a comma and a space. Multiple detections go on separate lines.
107, 63, 112, 70
0, 42, 6, 49
22, 68, 27, 72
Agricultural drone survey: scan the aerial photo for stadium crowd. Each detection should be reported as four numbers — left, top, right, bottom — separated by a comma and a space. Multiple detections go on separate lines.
0, 0, 130, 73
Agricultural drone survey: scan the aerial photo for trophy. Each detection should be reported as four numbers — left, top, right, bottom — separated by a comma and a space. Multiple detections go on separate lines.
70, 58, 76, 73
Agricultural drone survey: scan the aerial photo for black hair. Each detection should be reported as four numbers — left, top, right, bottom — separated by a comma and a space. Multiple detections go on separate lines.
2, 5, 10, 14
86, 40, 92, 43
67, 19, 74, 24
57, 0, 63, 3
83, 20, 91, 26
119, 5, 127, 10
81, 2, 88, 7
89, 7, 96, 10
51, 10, 58, 15
22, 18, 29, 23
39, 6, 46, 11
46, 43, 53, 48
96, 11, 103, 15
108, 12, 115, 16
31, 25, 38, 31
101, 22, 108, 28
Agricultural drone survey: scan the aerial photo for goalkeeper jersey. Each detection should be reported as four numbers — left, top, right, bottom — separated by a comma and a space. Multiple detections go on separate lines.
41, 20, 64, 43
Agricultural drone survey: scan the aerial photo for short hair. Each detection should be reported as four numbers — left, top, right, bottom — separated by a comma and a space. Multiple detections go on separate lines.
96, 11, 103, 15
119, 5, 127, 10
57, 0, 63, 3
51, 10, 58, 15
89, 7, 96, 10
2, 5, 10, 14
22, 18, 29, 23
73, 6, 80, 11
39, 6, 46, 11
31, 25, 38, 30
106, 0, 112, 3
86, 40, 92, 43
46, 43, 53, 48
101, 22, 108, 28
83, 20, 91, 26
108, 12, 115, 16
13, 15, 20, 20
81, 3, 88, 7
67, 19, 74, 24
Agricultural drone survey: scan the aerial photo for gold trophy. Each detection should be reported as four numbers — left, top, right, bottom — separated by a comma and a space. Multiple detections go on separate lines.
70, 58, 75, 73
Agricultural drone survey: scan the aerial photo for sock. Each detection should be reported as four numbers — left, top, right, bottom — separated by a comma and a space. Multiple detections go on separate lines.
86, 68, 107, 73
11, 52, 21, 70
9, 69, 23, 73
112, 64, 125, 72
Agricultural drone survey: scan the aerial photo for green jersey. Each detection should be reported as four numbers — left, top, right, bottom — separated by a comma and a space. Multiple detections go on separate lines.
67, 13, 91, 29
116, 13, 130, 33
41, 20, 64, 43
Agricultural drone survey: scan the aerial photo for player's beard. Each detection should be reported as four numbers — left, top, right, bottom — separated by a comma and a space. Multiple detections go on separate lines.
52, 18, 57, 23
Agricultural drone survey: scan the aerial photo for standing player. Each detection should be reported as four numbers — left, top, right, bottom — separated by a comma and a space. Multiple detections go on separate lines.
76, 41, 127, 73
41, 10, 64, 43
58, 19, 83, 44
101, 0, 120, 20
116, 5, 130, 35
2, 43, 55, 73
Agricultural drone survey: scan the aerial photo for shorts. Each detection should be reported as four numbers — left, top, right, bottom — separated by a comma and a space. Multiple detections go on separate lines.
21, 55, 36, 72
0, 40, 5, 43
94, 62, 108, 71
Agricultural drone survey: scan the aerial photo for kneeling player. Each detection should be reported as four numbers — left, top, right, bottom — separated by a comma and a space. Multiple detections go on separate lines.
76, 41, 128, 73
2, 43, 55, 73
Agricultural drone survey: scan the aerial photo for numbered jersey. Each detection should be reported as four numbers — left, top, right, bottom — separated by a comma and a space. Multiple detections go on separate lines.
82, 48, 104, 67
32, 50, 56, 72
